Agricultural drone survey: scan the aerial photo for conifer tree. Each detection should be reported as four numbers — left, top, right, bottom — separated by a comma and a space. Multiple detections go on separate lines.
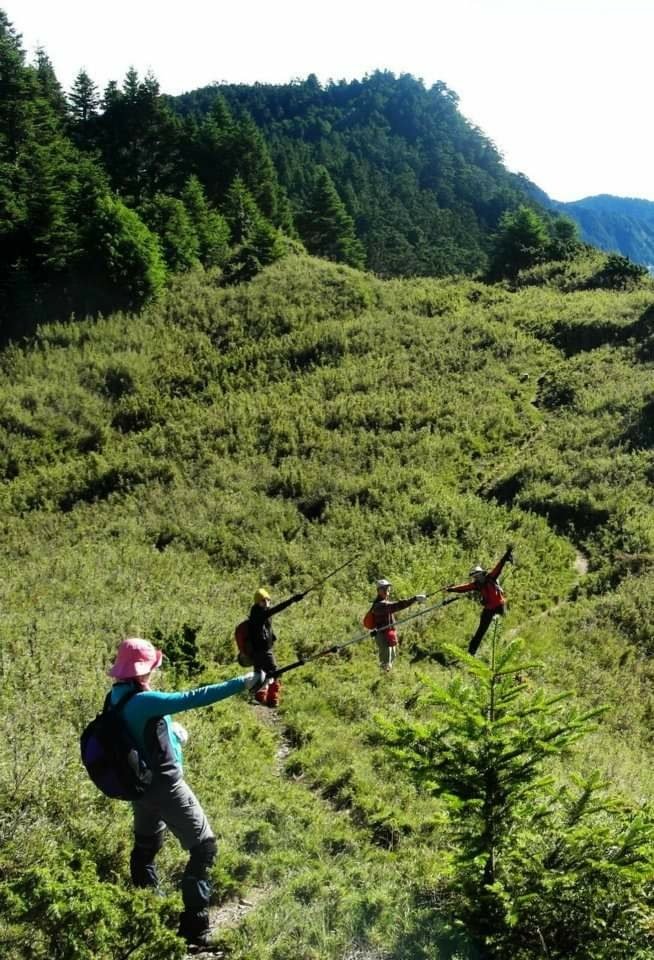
101, 80, 121, 111
488, 204, 551, 279
297, 166, 365, 268
181, 175, 230, 267
229, 112, 280, 223
139, 193, 199, 272
222, 174, 264, 246
96, 70, 181, 204
68, 69, 100, 124
380, 634, 654, 957
0, 11, 32, 161
190, 96, 235, 205
0, 15, 83, 323
222, 175, 285, 281
33, 47, 67, 120
209, 92, 233, 131
0, 11, 30, 288
548, 214, 580, 261
122, 66, 140, 102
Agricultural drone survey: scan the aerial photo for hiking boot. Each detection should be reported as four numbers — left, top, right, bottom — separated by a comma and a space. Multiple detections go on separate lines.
178, 909, 211, 948
185, 930, 213, 952
254, 686, 268, 705
266, 679, 280, 707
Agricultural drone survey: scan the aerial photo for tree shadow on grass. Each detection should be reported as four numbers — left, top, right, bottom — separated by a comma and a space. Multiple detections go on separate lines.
387, 900, 482, 960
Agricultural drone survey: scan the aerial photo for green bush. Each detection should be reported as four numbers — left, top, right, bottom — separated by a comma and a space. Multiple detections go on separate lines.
85, 194, 167, 306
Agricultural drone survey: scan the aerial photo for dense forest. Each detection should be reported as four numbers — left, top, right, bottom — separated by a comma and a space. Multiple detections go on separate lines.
3, 8, 654, 959
5, 6, 630, 346
171, 73, 537, 277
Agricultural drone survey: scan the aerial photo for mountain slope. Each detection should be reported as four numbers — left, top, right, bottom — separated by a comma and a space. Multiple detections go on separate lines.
1, 256, 654, 957
172, 72, 545, 277
557, 194, 654, 268
522, 180, 654, 268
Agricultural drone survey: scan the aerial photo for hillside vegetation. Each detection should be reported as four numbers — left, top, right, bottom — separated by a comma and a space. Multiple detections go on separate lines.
1, 254, 654, 959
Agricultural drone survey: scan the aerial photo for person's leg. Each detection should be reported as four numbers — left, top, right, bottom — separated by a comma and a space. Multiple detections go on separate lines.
157, 779, 216, 946
130, 830, 166, 888
468, 608, 495, 656
375, 633, 391, 670
388, 642, 397, 670
253, 650, 277, 703
179, 837, 218, 943
131, 800, 167, 889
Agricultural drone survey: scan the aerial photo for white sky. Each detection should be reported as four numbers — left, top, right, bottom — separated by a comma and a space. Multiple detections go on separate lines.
4, 0, 653, 202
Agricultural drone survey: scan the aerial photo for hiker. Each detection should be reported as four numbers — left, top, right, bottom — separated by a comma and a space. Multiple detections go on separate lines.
248, 586, 306, 706
445, 545, 514, 655
368, 578, 426, 671
107, 636, 265, 949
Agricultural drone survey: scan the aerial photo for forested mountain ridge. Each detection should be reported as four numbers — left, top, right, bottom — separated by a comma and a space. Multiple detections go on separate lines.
2, 253, 654, 958
557, 194, 654, 269
171, 72, 544, 277
3, 2, 646, 347
523, 181, 654, 268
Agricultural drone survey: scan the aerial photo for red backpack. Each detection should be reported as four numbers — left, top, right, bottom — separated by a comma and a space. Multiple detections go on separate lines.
362, 608, 376, 630
235, 620, 253, 667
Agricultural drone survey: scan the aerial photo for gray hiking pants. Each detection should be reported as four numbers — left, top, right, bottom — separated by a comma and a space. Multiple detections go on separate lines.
130, 777, 216, 928
375, 631, 397, 670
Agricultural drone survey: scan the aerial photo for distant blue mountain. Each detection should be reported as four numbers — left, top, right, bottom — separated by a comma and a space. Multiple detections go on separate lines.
532, 188, 654, 269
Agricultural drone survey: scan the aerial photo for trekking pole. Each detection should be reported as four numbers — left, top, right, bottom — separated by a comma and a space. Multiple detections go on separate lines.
423, 587, 462, 601
272, 595, 462, 678
301, 554, 362, 595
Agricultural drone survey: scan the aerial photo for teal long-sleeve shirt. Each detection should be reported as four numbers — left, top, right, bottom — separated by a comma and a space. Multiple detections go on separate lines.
110, 676, 247, 783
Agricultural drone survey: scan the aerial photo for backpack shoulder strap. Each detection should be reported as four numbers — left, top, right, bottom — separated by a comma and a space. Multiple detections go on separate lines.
104, 687, 140, 714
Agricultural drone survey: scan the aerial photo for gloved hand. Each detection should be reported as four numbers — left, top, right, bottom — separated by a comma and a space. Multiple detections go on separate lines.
244, 669, 266, 691
504, 544, 514, 563
444, 585, 455, 592
415, 594, 427, 603
292, 591, 307, 603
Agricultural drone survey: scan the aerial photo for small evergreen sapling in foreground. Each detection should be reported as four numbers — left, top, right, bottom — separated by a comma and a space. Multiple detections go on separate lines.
379, 631, 654, 958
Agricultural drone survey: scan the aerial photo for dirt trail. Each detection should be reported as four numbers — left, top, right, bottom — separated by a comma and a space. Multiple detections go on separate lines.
189, 701, 385, 960
189, 887, 269, 958
574, 551, 589, 576
189, 705, 288, 956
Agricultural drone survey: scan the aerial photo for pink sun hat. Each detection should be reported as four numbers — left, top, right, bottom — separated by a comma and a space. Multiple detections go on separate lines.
108, 637, 163, 680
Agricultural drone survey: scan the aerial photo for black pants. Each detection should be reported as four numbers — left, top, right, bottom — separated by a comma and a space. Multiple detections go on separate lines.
468, 605, 505, 656
252, 647, 278, 676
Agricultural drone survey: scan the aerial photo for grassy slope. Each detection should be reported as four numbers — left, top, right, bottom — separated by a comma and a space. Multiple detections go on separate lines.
1, 255, 653, 958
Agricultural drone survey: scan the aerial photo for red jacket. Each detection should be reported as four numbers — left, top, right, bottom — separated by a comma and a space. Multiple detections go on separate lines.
371, 597, 414, 638
447, 556, 508, 610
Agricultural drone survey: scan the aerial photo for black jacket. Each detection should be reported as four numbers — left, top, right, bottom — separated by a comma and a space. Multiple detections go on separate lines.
248, 594, 303, 660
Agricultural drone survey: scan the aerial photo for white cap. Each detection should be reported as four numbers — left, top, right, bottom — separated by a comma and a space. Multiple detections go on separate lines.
376, 578, 391, 589
469, 565, 485, 578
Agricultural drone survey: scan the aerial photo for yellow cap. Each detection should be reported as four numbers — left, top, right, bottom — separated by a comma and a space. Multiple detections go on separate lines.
254, 587, 271, 603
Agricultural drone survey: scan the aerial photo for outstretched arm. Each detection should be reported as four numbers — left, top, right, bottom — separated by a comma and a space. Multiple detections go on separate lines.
445, 581, 476, 594
130, 676, 251, 721
488, 545, 514, 580
267, 592, 307, 617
